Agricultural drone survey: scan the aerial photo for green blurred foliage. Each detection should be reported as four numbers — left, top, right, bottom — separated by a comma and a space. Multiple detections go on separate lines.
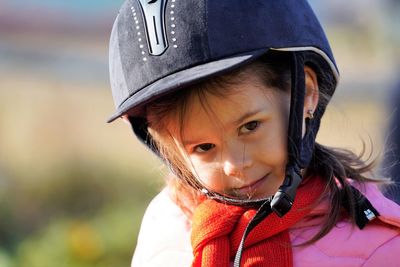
0, 160, 159, 267
16, 204, 144, 267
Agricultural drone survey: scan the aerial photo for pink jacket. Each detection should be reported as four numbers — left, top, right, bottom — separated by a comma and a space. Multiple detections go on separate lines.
132, 183, 400, 266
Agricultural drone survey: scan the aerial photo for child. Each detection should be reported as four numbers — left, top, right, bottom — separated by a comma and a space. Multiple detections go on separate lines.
108, 0, 400, 266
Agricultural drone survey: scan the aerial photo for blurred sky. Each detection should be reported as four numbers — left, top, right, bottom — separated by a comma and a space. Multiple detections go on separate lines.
1, 0, 125, 16
6, 0, 123, 11
1, 0, 399, 93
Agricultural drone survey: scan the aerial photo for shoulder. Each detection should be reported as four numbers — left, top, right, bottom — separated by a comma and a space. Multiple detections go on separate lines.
362, 233, 400, 267
291, 219, 400, 266
131, 188, 193, 267
291, 182, 400, 267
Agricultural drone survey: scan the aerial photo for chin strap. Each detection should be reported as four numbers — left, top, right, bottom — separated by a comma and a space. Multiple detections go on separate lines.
233, 199, 273, 267
271, 164, 303, 217
271, 52, 306, 217
129, 116, 159, 153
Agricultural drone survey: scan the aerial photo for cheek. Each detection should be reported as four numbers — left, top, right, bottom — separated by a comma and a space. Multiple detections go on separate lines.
270, 133, 287, 161
188, 159, 226, 191
257, 121, 287, 164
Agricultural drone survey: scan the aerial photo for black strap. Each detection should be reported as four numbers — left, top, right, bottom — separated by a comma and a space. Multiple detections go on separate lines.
286, 53, 306, 167
129, 116, 159, 153
270, 52, 306, 217
233, 199, 273, 267
342, 185, 380, 230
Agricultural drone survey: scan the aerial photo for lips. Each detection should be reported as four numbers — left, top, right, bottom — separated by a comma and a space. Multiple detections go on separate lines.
234, 174, 268, 196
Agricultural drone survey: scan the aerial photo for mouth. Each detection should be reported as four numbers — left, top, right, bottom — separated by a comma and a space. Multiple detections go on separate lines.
233, 174, 269, 197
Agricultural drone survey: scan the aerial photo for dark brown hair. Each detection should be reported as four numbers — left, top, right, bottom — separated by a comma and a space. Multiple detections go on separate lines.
144, 50, 388, 244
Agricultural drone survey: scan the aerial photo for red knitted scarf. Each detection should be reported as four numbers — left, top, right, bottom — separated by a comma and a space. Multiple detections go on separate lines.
191, 177, 325, 267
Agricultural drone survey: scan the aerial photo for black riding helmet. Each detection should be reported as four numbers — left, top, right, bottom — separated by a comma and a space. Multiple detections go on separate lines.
107, 0, 340, 216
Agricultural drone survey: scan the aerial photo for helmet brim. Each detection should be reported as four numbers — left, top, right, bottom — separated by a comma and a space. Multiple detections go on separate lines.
107, 48, 268, 123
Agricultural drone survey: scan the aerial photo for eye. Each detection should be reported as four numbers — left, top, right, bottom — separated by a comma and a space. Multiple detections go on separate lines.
194, 143, 215, 153
239, 121, 260, 135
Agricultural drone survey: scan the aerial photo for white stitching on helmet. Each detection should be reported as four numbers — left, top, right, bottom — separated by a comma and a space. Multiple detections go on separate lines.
170, 0, 177, 48
131, 6, 147, 61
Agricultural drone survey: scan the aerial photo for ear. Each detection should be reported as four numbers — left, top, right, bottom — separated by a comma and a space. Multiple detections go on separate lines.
303, 66, 319, 119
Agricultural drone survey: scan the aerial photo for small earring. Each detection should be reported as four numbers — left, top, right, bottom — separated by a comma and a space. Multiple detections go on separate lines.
307, 109, 314, 119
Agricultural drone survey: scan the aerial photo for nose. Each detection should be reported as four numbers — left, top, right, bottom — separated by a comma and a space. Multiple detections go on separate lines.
222, 143, 253, 177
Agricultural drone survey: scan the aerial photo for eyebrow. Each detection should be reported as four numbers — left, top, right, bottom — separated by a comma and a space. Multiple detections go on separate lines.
232, 108, 264, 126
182, 108, 265, 147
183, 139, 202, 147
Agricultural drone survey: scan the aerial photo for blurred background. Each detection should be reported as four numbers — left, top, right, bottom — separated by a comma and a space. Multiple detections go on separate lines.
0, 1, 399, 266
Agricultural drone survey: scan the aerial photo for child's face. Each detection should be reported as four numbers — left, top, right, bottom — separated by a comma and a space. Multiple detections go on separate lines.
165, 73, 291, 200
